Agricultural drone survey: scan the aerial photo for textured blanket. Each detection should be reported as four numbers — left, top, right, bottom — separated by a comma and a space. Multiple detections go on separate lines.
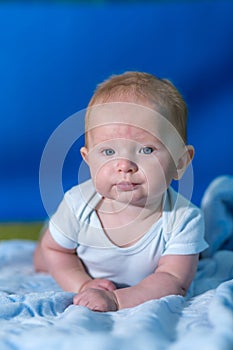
0, 176, 233, 350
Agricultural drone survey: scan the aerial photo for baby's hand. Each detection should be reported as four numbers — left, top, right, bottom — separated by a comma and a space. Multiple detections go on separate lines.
79, 278, 116, 292
73, 288, 118, 312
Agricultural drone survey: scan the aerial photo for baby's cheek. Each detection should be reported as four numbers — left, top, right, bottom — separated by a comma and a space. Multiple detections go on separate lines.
94, 162, 112, 180
91, 165, 113, 194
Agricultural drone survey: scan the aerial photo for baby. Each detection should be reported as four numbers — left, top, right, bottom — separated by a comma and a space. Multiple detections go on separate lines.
34, 71, 208, 311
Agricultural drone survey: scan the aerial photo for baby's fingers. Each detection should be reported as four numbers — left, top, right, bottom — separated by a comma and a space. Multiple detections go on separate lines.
73, 293, 81, 305
73, 289, 97, 306
73, 289, 118, 312
73, 291, 104, 311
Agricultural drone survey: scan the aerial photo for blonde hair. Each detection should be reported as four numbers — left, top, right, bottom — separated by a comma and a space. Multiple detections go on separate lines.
86, 71, 188, 143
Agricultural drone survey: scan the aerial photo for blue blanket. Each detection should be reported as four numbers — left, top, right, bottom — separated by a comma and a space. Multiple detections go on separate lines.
0, 176, 233, 350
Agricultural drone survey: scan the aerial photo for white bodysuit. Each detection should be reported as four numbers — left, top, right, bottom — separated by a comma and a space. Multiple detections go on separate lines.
49, 180, 208, 288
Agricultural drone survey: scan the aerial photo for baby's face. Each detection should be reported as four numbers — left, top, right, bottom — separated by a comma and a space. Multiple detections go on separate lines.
81, 103, 184, 208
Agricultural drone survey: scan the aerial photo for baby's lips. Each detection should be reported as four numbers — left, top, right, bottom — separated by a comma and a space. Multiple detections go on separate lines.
116, 182, 138, 191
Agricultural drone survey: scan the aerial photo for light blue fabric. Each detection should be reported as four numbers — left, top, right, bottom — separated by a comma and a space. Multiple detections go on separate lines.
201, 175, 233, 257
0, 240, 232, 350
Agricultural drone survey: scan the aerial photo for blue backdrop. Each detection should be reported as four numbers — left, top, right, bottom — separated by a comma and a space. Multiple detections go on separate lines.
0, 1, 233, 221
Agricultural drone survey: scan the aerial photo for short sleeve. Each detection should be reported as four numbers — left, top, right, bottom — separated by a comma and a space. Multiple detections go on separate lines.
162, 188, 209, 256
163, 208, 208, 255
49, 191, 79, 249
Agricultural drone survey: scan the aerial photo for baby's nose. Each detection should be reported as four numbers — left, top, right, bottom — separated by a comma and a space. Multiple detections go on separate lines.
116, 158, 138, 173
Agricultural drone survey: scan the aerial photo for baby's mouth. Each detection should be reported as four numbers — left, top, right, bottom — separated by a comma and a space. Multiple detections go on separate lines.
116, 182, 139, 191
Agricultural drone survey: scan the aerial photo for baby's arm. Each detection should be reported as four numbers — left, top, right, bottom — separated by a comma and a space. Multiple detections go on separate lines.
73, 254, 198, 311
38, 229, 116, 292
114, 254, 199, 309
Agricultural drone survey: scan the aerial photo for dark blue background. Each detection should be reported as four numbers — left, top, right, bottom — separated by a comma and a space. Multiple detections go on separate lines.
1, 1, 233, 221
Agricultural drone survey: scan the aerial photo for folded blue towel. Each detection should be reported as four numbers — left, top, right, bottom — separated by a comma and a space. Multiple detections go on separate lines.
201, 175, 233, 257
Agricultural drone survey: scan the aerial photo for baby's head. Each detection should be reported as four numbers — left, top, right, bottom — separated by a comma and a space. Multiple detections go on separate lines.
82, 71, 194, 196
86, 71, 188, 144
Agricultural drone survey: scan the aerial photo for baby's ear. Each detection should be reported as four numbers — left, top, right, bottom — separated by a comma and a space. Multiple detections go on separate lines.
174, 145, 194, 180
80, 147, 89, 164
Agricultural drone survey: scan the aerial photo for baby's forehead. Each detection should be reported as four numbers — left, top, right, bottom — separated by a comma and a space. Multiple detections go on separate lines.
87, 103, 161, 133
89, 123, 157, 142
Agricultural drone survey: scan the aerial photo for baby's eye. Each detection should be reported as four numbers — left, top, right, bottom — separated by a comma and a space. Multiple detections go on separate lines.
102, 149, 115, 156
139, 146, 154, 154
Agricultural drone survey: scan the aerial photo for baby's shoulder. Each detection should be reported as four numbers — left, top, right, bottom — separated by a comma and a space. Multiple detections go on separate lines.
163, 187, 203, 234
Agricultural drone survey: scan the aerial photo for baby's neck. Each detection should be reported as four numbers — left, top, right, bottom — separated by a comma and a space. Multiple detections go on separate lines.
98, 195, 162, 215
96, 197, 163, 247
